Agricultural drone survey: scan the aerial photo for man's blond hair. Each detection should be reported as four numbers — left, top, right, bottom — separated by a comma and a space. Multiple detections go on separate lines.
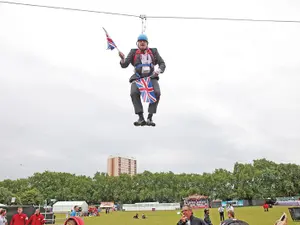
65, 219, 76, 225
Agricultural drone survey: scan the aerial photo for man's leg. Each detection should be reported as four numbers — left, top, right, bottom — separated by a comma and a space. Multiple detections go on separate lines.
147, 78, 161, 126
130, 82, 146, 126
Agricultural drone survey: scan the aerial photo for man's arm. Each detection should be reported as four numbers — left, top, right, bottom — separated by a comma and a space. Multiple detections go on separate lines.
154, 49, 166, 73
120, 50, 135, 68
25, 216, 32, 225
177, 215, 188, 225
40, 215, 45, 225
275, 217, 287, 225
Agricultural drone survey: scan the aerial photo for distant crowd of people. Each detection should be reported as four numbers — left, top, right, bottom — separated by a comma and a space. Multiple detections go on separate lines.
0, 207, 45, 225
176, 204, 288, 225
68, 205, 114, 218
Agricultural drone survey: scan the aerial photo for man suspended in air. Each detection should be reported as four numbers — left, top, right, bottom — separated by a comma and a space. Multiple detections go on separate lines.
118, 34, 166, 126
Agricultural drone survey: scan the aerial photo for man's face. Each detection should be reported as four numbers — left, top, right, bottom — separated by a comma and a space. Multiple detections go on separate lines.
17, 208, 23, 214
138, 40, 148, 50
35, 209, 40, 214
182, 206, 192, 219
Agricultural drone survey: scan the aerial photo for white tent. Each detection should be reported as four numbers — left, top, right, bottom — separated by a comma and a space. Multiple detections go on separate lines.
53, 201, 88, 213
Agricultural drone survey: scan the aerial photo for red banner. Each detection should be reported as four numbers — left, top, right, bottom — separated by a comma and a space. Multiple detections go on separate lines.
100, 202, 114, 208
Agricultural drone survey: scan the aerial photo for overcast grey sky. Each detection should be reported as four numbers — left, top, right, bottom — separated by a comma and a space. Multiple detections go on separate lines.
1, 0, 300, 180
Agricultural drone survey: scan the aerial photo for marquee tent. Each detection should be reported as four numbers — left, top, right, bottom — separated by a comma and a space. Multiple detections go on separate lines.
53, 201, 88, 213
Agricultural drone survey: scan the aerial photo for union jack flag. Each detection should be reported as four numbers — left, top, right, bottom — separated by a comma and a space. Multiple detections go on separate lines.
135, 77, 157, 103
103, 27, 117, 50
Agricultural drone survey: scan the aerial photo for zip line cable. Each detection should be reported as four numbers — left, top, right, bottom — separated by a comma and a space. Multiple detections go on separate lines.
147, 15, 300, 24
0, 0, 140, 18
1, 0, 300, 24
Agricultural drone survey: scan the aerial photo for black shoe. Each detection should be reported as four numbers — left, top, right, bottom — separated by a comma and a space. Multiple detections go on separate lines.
146, 118, 156, 126
134, 118, 146, 126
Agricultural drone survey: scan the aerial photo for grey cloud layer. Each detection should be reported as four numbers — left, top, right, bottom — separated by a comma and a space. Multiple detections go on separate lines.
1, 6, 300, 180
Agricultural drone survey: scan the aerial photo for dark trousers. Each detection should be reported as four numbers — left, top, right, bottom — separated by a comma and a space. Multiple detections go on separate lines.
220, 212, 224, 221
130, 78, 161, 114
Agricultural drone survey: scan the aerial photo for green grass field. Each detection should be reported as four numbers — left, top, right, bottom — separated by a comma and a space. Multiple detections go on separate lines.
55, 206, 299, 225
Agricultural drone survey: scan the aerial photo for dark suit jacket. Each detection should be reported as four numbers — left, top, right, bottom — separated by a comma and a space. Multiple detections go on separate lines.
177, 215, 208, 225
120, 48, 166, 82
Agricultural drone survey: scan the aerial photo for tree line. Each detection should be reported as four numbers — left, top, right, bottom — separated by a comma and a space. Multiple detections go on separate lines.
0, 158, 299, 205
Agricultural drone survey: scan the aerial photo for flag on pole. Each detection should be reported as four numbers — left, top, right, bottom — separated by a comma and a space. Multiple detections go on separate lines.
135, 77, 157, 103
103, 27, 118, 51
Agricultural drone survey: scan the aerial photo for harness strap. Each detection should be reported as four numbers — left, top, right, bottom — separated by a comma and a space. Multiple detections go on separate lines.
135, 63, 152, 69
134, 49, 154, 78
133, 49, 155, 65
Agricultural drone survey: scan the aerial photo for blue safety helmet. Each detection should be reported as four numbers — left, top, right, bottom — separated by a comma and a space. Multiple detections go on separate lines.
137, 34, 148, 42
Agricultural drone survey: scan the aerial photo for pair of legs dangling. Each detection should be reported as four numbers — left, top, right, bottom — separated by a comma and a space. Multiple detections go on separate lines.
130, 78, 160, 126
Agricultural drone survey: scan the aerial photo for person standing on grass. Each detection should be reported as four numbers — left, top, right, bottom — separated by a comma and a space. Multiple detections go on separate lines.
26, 209, 44, 225
70, 206, 79, 217
218, 205, 225, 222
10, 207, 28, 225
0, 209, 8, 225
203, 208, 213, 225
263, 202, 269, 212
227, 204, 234, 213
